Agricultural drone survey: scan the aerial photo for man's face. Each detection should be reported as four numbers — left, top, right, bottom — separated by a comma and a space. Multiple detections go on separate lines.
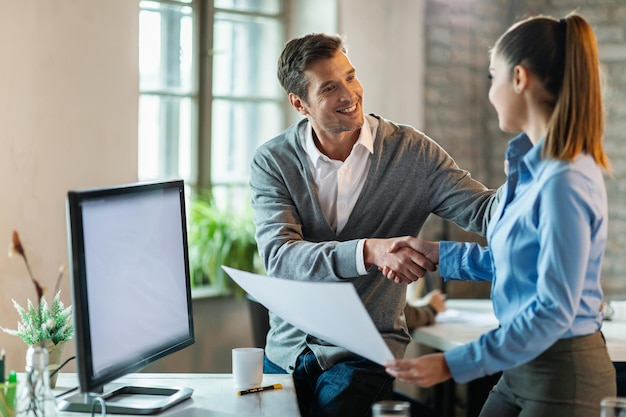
292, 51, 364, 139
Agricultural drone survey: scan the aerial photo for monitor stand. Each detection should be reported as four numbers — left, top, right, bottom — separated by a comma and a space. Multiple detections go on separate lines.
58, 385, 193, 415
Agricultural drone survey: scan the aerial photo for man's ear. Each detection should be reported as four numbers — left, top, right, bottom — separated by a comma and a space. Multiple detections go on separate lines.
289, 93, 308, 115
512, 64, 529, 93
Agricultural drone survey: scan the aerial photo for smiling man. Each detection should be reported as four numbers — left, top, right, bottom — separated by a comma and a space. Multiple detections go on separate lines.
249, 33, 499, 417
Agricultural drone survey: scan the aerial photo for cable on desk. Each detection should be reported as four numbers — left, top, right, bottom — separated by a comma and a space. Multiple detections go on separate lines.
52, 356, 79, 398
90, 396, 107, 417
50, 355, 76, 380
55, 385, 79, 398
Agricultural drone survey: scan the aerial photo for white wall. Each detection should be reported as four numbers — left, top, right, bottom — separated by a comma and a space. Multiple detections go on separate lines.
0, 0, 139, 372
338, 0, 425, 129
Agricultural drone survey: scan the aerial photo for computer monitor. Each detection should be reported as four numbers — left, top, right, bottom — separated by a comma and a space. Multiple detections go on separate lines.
60, 179, 195, 414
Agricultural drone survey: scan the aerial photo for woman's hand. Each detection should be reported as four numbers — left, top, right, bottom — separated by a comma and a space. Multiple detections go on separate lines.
384, 353, 451, 388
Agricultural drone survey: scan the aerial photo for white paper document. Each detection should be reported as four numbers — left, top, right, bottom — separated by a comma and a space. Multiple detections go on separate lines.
435, 309, 499, 326
222, 266, 394, 365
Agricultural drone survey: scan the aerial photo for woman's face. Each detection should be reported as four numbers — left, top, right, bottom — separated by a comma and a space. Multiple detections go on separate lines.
488, 53, 524, 133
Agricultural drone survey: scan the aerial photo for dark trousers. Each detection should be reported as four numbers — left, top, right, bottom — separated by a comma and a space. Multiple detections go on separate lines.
264, 352, 394, 417
479, 331, 616, 417
615, 361, 626, 397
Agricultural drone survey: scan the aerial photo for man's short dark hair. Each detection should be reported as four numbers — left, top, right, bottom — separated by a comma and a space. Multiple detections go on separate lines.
277, 33, 347, 102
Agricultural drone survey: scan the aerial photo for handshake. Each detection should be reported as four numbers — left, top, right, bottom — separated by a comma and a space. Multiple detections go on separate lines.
364, 236, 439, 284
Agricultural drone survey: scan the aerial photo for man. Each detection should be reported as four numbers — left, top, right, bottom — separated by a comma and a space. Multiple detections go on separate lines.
405, 289, 447, 330
250, 33, 498, 417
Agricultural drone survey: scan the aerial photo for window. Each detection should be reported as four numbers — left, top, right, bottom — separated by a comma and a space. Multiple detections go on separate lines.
139, 0, 195, 182
138, 0, 285, 209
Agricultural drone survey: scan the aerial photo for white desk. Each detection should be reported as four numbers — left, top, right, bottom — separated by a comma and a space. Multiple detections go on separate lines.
412, 299, 626, 361
54, 373, 301, 417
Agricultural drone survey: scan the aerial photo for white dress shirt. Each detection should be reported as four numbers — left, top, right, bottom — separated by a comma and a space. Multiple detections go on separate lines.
300, 115, 378, 274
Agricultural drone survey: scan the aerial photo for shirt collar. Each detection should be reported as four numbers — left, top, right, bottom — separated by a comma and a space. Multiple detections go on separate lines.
505, 133, 533, 162
520, 136, 546, 179
304, 117, 375, 167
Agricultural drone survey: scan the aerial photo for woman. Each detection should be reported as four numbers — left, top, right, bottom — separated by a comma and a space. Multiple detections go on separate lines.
383, 12, 616, 417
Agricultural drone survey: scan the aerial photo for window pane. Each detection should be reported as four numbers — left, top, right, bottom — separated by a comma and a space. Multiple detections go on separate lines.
211, 99, 284, 185
213, 12, 283, 98
211, 184, 253, 213
138, 95, 193, 181
139, 1, 194, 92
214, 0, 280, 15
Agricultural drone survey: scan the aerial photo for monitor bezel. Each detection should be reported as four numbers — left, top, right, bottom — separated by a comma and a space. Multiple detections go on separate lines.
66, 179, 195, 394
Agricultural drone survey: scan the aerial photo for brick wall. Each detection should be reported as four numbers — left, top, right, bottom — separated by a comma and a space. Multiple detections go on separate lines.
423, 0, 626, 299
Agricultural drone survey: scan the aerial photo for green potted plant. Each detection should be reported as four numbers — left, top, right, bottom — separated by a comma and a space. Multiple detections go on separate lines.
3, 293, 73, 347
187, 192, 264, 296
1, 231, 74, 388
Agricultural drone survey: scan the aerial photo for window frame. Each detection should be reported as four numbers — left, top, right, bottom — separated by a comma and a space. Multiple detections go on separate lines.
139, 0, 286, 194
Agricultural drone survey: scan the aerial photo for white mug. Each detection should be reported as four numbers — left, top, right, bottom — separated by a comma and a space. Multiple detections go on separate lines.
232, 347, 264, 389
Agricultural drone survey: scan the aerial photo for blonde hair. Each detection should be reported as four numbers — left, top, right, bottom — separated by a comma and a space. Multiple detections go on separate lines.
494, 12, 611, 172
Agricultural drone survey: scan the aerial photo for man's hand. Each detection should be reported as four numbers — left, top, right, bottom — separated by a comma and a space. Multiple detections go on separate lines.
424, 289, 447, 314
380, 237, 439, 281
364, 238, 437, 284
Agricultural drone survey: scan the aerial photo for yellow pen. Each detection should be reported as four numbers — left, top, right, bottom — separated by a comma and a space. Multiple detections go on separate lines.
237, 383, 283, 396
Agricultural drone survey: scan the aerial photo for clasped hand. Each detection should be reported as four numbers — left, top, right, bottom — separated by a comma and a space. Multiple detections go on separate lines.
364, 237, 439, 284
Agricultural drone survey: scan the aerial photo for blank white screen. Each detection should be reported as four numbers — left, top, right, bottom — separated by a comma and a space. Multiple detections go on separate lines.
79, 187, 190, 377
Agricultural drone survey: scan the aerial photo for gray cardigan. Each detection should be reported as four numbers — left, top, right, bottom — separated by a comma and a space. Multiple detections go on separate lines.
250, 114, 497, 372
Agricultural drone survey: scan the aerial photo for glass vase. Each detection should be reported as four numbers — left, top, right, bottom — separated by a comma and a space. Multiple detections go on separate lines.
15, 346, 58, 417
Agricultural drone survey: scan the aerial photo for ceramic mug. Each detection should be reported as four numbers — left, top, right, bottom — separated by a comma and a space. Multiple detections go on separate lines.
232, 347, 264, 389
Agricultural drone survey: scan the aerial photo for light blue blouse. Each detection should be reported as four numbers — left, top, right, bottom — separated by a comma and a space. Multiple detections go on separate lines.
440, 134, 608, 384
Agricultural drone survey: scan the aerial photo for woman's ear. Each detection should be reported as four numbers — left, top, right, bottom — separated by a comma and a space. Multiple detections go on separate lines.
512, 64, 529, 94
